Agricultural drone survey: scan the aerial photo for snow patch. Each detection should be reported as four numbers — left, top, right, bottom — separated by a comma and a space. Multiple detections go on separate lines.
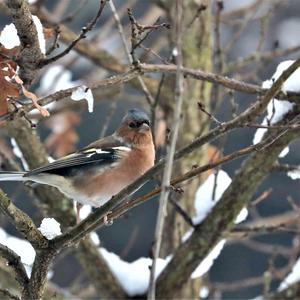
193, 170, 232, 225
0, 16, 45, 54
279, 256, 300, 291
32, 15, 46, 54
71, 85, 94, 113
253, 60, 298, 157
0, 228, 35, 276
270, 60, 300, 94
183, 170, 248, 279
78, 204, 92, 220
100, 248, 170, 296
287, 169, 300, 180
90, 232, 100, 246
199, 286, 210, 298
0, 23, 20, 49
191, 239, 226, 278
235, 207, 249, 224
38, 218, 61, 240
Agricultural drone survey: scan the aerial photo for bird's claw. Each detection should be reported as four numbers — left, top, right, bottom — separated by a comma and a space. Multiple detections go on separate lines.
104, 212, 113, 226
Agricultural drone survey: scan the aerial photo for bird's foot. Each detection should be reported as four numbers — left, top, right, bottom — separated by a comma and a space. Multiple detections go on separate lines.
76, 202, 83, 224
103, 212, 113, 226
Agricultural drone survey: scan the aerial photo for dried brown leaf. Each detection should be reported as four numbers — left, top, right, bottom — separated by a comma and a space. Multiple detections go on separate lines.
0, 45, 19, 71
21, 85, 50, 117
0, 71, 19, 116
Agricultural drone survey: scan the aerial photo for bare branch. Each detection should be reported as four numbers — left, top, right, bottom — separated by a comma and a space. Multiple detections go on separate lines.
139, 63, 300, 102
0, 288, 20, 300
155, 118, 300, 298
39, 0, 109, 67
0, 243, 29, 287
5, 0, 44, 85
148, 1, 183, 298
0, 189, 48, 249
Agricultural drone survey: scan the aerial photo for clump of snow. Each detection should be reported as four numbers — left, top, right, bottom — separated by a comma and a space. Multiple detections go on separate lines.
71, 86, 94, 113
0, 16, 45, 54
0, 228, 35, 276
32, 15, 45, 54
193, 170, 231, 225
278, 146, 290, 158
199, 286, 210, 298
270, 60, 300, 94
181, 229, 193, 243
185, 170, 248, 279
279, 256, 300, 291
253, 99, 294, 147
235, 207, 249, 224
253, 60, 299, 157
100, 248, 170, 296
90, 232, 100, 246
287, 169, 300, 180
47, 156, 55, 163
172, 47, 178, 57
191, 239, 226, 278
38, 218, 61, 240
78, 204, 92, 220
0, 23, 20, 49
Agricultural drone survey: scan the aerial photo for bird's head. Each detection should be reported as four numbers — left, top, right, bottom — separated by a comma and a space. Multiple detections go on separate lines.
115, 108, 153, 146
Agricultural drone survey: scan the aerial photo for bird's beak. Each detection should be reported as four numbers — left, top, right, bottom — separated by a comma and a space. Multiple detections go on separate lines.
139, 123, 150, 132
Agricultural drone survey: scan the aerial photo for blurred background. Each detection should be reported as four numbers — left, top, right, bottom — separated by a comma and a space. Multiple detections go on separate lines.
0, 0, 300, 299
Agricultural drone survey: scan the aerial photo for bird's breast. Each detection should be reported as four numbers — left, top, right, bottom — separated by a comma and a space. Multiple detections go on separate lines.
74, 147, 154, 207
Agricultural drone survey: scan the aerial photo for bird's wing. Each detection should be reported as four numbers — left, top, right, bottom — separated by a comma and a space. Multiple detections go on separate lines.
25, 136, 131, 177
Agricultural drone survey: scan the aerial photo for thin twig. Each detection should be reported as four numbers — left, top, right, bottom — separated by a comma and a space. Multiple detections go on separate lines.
39, 0, 108, 67
109, 0, 155, 105
60, 0, 89, 23
148, 1, 183, 298
51, 59, 300, 250
169, 195, 195, 228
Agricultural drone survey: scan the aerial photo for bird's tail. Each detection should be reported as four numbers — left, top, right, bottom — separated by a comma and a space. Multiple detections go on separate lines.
0, 171, 26, 181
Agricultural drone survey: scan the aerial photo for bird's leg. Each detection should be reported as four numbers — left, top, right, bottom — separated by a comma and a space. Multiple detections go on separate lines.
76, 202, 83, 224
103, 211, 113, 226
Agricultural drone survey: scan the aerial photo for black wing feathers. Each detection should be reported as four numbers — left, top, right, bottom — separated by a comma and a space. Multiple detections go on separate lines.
25, 149, 119, 177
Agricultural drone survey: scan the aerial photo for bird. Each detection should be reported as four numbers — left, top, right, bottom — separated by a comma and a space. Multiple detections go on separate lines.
0, 108, 155, 222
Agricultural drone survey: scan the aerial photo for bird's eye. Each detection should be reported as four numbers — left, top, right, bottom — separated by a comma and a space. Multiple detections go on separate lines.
129, 122, 139, 128
128, 120, 150, 129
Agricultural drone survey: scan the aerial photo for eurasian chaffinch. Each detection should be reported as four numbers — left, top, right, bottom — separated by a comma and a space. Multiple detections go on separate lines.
0, 108, 155, 214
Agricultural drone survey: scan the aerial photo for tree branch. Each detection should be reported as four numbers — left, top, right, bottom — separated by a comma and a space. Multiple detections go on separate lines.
5, 0, 44, 85
0, 69, 140, 122
0, 190, 48, 249
38, 0, 109, 67
148, 1, 183, 298
139, 63, 300, 103
0, 288, 20, 300
155, 119, 300, 298
5, 118, 126, 298
0, 243, 29, 288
